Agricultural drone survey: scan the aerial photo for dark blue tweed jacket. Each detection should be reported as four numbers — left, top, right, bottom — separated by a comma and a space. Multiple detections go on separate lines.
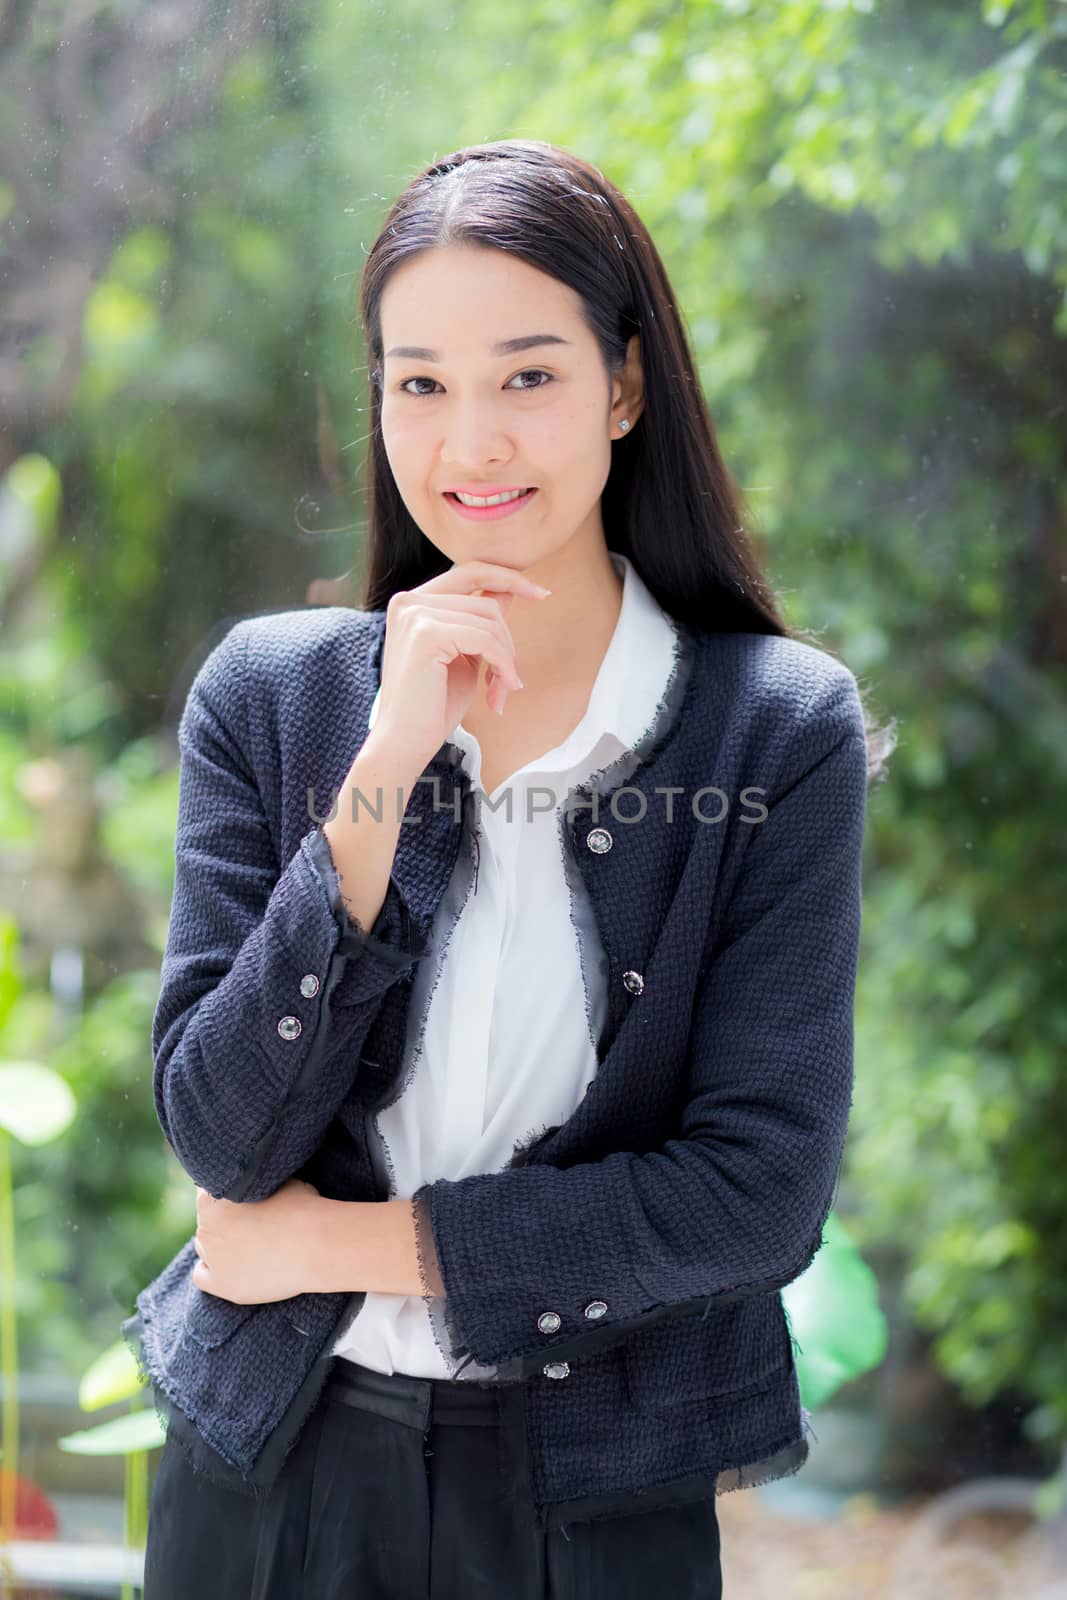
121, 600, 869, 1530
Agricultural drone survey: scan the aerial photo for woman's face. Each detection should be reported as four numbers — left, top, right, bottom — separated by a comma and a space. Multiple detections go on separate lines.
377, 244, 640, 571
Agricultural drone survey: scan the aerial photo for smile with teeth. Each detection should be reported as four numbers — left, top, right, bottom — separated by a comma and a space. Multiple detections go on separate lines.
451, 488, 533, 507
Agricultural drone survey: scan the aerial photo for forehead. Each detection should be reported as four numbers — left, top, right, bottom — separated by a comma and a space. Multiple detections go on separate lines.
379, 245, 584, 350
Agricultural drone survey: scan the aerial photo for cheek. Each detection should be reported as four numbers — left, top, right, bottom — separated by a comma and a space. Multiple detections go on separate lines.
539, 394, 607, 451
535, 406, 610, 483
380, 410, 426, 469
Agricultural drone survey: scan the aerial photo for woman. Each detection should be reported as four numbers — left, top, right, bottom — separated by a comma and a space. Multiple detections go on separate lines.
132, 139, 892, 1597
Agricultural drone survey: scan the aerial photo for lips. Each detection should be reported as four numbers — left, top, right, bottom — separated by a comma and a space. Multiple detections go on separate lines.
444, 485, 533, 497
444, 489, 535, 503
444, 486, 539, 520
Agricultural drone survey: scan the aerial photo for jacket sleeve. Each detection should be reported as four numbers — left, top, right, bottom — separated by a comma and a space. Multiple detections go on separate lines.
152, 620, 429, 1202
411, 664, 869, 1377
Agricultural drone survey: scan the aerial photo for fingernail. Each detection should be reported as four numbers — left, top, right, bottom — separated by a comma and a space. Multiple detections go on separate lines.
531, 585, 552, 596
495, 701, 505, 717
513, 676, 525, 690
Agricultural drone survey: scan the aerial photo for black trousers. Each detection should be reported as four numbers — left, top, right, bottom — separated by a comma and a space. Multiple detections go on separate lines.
144, 1358, 723, 1599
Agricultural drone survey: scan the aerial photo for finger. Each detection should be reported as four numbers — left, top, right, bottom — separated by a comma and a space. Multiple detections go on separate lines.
419, 616, 523, 692
442, 625, 524, 692
414, 561, 550, 602
486, 665, 509, 717
414, 593, 519, 662
482, 593, 514, 716
491, 596, 517, 710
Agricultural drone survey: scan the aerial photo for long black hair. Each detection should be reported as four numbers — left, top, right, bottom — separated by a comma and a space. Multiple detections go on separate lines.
355, 138, 894, 781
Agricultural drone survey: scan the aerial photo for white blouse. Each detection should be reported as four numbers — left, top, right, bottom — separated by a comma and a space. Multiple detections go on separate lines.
330, 551, 680, 1378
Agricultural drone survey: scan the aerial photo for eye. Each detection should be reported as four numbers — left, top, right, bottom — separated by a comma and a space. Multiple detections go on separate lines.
396, 369, 554, 398
508, 368, 554, 391
397, 375, 438, 398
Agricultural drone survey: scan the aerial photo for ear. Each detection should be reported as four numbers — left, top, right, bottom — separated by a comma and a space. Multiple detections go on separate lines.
611, 334, 645, 434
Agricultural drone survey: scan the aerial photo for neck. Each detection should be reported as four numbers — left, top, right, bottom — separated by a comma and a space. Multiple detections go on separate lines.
500, 541, 624, 692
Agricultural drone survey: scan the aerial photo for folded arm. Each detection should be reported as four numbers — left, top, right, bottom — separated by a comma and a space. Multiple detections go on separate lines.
410, 667, 869, 1376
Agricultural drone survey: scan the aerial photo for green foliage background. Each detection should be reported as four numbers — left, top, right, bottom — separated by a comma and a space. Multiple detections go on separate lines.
2, 0, 1065, 1467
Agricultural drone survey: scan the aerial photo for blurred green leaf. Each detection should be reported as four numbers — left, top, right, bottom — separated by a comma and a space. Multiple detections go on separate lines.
784, 1213, 889, 1409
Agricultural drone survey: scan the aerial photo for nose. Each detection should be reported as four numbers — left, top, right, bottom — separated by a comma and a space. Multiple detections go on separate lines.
440, 400, 515, 471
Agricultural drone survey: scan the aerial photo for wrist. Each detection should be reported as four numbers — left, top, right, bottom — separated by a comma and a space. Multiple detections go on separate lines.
308, 1197, 364, 1294
353, 729, 423, 799
307, 1197, 425, 1297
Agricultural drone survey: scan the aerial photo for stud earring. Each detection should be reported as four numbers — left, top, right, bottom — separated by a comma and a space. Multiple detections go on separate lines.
618, 419, 630, 432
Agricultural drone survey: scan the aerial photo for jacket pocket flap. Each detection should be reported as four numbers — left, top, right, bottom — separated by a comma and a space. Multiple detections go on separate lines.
624, 1292, 792, 1413
182, 1283, 258, 1349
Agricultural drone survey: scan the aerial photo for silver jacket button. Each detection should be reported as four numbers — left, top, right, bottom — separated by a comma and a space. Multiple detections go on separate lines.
537, 1311, 562, 1335
586, 827, 613, 854
299, 973, 320, 998
543, 1361, 570, 1380
277, 1015, 302, 1041
622, 970, 644, 995
583, 1300, 608, 1320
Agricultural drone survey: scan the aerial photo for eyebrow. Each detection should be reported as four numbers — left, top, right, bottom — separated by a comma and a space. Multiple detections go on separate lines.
383, 334, 573, 362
